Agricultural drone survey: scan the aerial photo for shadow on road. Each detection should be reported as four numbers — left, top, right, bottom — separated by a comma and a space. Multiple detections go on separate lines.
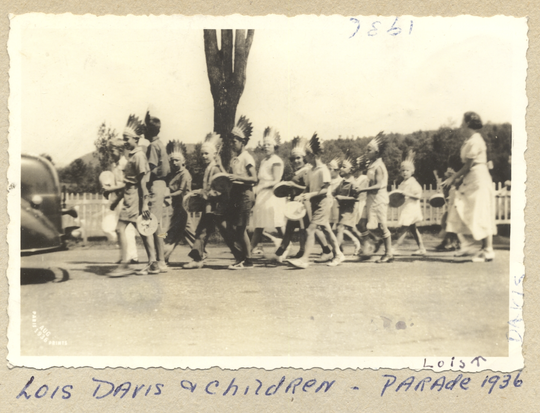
21, 267, 69, 284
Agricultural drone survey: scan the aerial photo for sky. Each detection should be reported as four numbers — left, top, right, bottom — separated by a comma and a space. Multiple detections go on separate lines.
11, 14, 525, 166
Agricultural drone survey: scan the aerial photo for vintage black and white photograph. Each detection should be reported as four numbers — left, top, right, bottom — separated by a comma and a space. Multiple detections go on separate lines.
7, 14, 526, 370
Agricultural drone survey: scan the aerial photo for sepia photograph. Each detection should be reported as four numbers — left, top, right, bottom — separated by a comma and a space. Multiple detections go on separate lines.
7, 13, 526, 370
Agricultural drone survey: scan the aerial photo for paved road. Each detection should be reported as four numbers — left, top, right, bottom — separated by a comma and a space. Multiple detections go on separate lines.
19, 240, 509, 358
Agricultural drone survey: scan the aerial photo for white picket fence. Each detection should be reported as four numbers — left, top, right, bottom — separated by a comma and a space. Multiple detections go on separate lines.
62, 182, 511, 241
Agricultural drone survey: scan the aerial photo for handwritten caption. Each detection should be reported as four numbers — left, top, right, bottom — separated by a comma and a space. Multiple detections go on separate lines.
380, 371, 523, 397
14, 371, 523, 401
349, 17, 414, 38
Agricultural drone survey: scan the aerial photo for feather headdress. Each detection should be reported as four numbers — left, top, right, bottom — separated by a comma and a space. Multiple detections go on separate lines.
123, 114, 145, 138
356, 154, 370, 171
263, 127, 280, 146
328, 158, 340, 170
291, 136, 308, 157
202, 132, 222, 153
144, 110, 161, 139
166, 140, 187, 161
307, 133, 323, 156
231, 115, 253, 143
401, 150, 416, 170
341, 157, 354, 170
367, 131, 386, 154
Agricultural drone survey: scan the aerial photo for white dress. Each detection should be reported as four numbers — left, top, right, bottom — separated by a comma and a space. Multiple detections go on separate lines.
446, 133, 496, 240
251, 154, 285, 228
397, 176, 423, 226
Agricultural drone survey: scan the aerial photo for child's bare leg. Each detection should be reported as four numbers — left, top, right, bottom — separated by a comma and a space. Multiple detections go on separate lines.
321, 223, 341, 257
154, 229, 165, 262
251, 227, 264, 250
315, 229, 328, 247
141, 233, 157, 263
410, 224, 425, 250
116, 220, 129, 263
336, 224, 345, 247
394, 226, 408, 247
379, 223, 393, 257
301, 223, 317, 261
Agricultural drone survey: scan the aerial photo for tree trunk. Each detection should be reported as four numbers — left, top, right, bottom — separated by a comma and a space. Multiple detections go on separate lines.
204, 29, 254, 169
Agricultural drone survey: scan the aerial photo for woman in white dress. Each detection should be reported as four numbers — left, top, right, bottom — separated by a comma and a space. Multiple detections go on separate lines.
250, 128, 286, 254
443, 112, 496, 262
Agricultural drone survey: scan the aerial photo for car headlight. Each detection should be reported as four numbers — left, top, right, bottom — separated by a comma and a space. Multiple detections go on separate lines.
31, 195, 43, 208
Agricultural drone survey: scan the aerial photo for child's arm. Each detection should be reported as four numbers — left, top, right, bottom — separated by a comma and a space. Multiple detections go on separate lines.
442, 158, 473, 188
298, 182, 330, 201
139, 171, 151, 219
357, 166, 385, 193
229, 164, 258, 185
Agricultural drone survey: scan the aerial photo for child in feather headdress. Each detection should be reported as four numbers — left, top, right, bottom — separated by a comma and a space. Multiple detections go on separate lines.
287, 133, 345, 269
356, 132, 394, 263
393, 151, 426, 255
184, 132, 242, 268
273, 136, 334, 263
330, 158, 364, 262
108, 114, 152, 277
226, 116, 258, 270
140, 109, 170, 275
162, 140, 196, 262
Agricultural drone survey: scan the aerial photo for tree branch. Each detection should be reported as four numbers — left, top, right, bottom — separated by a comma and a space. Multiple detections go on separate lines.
203, 30, 222, 95
221, 29, 233, 81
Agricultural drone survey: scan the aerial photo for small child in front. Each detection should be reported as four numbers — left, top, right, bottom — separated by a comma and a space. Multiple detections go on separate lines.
393, 151, 426, 255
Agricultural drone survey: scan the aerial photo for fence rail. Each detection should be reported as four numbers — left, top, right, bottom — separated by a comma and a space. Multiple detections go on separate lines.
63, 182, 511, 241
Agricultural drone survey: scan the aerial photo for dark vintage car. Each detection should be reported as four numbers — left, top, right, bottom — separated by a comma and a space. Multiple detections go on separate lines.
21, 154, 77, 256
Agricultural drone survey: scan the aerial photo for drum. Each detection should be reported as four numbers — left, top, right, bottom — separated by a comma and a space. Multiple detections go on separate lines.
99, 171, 115, 188
429, 193, 446, 208
273, 182, 305, 198
284, 201, 307, 221
209, 172, 232, 194
335, 195, 357, 206
388, 190, 406, 208
136, 213, 158, 236
183, 191, 206, 213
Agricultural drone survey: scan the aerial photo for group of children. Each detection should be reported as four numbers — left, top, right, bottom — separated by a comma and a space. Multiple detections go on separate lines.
106, 112, 435, 276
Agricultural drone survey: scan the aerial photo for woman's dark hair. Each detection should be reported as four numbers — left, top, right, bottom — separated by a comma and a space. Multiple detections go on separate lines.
463, 111, 483, 130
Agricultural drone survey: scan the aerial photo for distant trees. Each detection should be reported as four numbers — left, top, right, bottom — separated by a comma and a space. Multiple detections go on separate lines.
94, 121, 119, 171
56, 122, 513, 194
57, 158, 100, 193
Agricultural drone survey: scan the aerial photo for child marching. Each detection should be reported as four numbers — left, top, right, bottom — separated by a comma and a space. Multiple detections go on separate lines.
357, 132, 394, 263
393, 151, 426, 255
287, 133, 345, 269
332, 158, 364, 260
163, 140, 196, 262
226, 116, 258, 269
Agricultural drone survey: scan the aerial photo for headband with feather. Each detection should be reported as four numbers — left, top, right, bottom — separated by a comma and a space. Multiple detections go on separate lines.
367, 131, 386, 154
341, 157, 354, 170
263, 127, 280, 146
291, 136, 308, 157
231, 115, 253, 143
202, 132, 222, 154
356, 154, 370, 171
328, 157, 340, 170
307, 133, 323, 156
401, 150, 416, 170
144, 110, 161, 138
166, 140, 187, 161
123, 114, 145, 138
